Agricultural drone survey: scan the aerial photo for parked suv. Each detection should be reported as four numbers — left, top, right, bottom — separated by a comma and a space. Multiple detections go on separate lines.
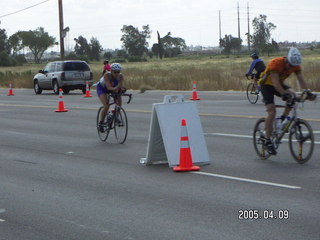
33, 60, 93, 94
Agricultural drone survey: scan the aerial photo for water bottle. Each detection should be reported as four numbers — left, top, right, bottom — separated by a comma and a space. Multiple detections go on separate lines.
281, 116, 291, 130
276, 117, 282, 135
107, 111, 113, 123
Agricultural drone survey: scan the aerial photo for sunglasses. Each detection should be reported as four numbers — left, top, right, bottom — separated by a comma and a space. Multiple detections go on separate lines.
112, 71, 120, 74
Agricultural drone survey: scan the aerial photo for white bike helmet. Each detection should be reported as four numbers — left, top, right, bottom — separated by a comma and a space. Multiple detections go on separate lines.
110, 63, 122, 71
287, 47, 302, 66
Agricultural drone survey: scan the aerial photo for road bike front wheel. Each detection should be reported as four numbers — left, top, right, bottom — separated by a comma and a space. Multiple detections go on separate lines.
289, 119, 314, 164
246, 82, 259, 104
114, 107, 128, 144
253, 118, 271, 160
97, 106, 110, 142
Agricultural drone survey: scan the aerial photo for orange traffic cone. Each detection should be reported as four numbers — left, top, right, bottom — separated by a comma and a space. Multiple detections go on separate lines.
55, 88, 69, 112
83, 81, 92, 98
7, 82, 14, 96
189, 81, 200, 100
173, 119, 200, 172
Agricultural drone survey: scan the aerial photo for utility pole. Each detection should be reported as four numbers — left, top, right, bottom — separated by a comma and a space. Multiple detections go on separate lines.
237, 2, 240, 39
58, 0, 65, 59
247, 2, 250, 50
219, 10, 222, 47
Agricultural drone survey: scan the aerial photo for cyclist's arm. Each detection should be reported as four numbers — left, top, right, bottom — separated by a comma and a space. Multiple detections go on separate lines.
104, 74, 118, 91
295, 71, 308, 90
246, 61, 256, 75
117, 74, 124, 88
271, 72, 287, 96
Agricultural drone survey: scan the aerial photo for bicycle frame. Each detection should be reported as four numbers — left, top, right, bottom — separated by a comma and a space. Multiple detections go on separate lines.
246, 72, 261, 104
97, 92, 132, 143
253, 91, 316, 163
273, 93, 306, 144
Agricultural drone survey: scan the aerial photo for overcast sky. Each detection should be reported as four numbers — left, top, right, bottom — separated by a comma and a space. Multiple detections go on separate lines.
1, 0, 320, 51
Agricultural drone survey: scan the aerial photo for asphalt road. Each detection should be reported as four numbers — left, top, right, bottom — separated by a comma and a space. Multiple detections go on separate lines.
0, 89, 319, 240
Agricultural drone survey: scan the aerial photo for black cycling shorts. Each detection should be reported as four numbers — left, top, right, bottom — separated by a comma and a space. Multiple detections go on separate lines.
254, 71, 263, 80
261, 84, 290, 105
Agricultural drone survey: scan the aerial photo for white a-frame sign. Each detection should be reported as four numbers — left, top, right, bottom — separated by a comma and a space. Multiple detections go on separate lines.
140, 95, 210, 167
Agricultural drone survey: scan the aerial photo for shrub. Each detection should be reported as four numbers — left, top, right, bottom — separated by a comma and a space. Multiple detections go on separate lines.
14, 54, 27, 64
0, 51, 14, 66
127, 56, 148, 62
113, 58, 127, 63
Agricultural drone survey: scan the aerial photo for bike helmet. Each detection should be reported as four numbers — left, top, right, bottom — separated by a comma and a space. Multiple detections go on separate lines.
250, 52, 259, 59
103, 59, 109, 64
287, 47, 302, 66
110, 63, 122, 71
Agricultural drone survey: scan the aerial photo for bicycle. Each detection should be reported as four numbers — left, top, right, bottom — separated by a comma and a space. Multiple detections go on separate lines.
96, 92, 132, 143
246, 73, 260, 104
253, 91, 317, 164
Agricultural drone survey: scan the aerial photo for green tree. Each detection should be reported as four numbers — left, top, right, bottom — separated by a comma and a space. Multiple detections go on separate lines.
157, 31, 164, 59
89, 37, 102, 61
115, 49, 128, 59
151, 31, 165, 59
161, 32, 186, 57
8, 32, 23, 56
19, 27, 55, 63
0, 51, 13, 66
120, 25, 151, 57
219, 35, 242, 54
103, 52, 112, 60
74, 35, 90, 56
251, 15, 276, 52
0, 28, 10, 54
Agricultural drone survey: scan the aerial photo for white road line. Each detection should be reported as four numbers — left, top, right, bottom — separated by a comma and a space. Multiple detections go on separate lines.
0, 219, 5, 222
204, 133, 320, 144
205, 133, 252, 139
191, 171, 301, 189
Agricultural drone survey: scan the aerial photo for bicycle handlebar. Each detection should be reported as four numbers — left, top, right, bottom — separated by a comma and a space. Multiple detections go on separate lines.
109, 92, 132, 104
294, 91, 317, 103
246, 73, 255, 80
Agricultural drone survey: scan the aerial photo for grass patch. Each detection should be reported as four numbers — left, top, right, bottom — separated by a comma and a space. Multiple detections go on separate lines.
1, 52, 320, 91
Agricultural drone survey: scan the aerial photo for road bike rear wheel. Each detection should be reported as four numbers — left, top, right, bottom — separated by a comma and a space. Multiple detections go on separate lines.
114, 107, 128, 144
253, 118, 271, 160
97, 107, 110, 142
246, 82, 259, 104
289, 119, 314, 164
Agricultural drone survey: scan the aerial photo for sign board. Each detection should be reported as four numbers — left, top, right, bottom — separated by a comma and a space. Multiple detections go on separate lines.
140, 95, 211, 167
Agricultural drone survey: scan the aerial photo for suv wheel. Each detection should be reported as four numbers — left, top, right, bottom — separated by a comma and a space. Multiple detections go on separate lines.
62, 87, 70, 94
34, 80, 42, 94
82, 86, 87, 94
53, 80, 59, 94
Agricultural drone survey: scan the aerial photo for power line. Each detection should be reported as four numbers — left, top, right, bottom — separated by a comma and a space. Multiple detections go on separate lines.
0, 0, 50, 19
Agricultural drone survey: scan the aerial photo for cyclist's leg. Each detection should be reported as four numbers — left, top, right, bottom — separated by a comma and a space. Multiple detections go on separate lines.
265, 104, 276, 139
99, 94, 110, 122
254, 73, 261, 92
261, 85, 277, 154
114, 95, 122, 107
97, 84, 110, 123
280, 84, 294, 117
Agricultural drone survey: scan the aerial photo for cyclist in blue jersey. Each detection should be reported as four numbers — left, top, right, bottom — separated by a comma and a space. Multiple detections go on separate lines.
246, 52, 266, 93
97, 63, 126, 132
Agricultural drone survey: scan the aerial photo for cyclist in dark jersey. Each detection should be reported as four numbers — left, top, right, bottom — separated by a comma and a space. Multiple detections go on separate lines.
246, 52, 266, 93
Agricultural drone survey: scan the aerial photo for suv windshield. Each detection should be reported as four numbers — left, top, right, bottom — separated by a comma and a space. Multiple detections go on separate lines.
63, 62, 90, 71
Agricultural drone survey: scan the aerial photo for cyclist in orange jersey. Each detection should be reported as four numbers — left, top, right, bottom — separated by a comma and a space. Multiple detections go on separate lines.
259, 47, 316, 155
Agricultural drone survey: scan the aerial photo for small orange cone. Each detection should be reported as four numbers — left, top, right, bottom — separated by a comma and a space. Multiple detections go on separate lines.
173, 119, 200, 172
83, 81, 92, 98
55, 88, 69, 112
7, 82, 15, 96
189, 81, 200, 100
